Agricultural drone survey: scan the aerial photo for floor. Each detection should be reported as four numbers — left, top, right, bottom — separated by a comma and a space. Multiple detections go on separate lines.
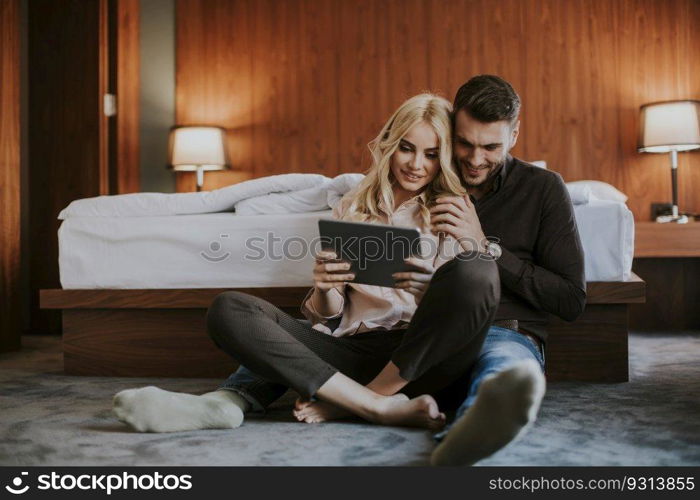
1, 332, 699, 466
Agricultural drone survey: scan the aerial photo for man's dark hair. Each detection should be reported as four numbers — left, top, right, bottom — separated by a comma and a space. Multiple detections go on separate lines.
453, 75, 521, 125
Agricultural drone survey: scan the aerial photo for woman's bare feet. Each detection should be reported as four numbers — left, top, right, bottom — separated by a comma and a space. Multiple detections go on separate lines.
295, 392, 445, 430
373, 394, 446, 430
293, 397, 353, 423
312, 372, 446, 430
292, 393, 411, 423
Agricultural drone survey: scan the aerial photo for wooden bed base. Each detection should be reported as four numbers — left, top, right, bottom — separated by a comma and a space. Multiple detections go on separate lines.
40, 275, 645, 383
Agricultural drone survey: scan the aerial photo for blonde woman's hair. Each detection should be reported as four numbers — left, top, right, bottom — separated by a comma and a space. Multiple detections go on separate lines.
343, 93, 465, 229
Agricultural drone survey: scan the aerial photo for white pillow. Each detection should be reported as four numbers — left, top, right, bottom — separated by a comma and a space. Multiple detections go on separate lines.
235, 173, 365, 215
528, 160, 547, 169
566, 180, 628, 203
234, 184, 329, 215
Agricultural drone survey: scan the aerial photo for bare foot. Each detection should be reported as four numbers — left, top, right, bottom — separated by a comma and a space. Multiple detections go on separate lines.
291, 394, 409, 423
372, 394, 446, 430
293, 396, 314, 412
293, 399, 352, 423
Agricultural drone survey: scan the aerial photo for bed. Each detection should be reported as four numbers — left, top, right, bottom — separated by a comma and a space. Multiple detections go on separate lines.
41, 196, 644, 383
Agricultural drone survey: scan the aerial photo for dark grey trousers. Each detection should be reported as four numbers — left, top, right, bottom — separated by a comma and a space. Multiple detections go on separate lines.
206, 251, 500, 404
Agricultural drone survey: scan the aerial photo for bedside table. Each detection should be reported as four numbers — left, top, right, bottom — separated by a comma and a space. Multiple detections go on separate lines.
630, 220, 700, 331
634, 221, 700, 257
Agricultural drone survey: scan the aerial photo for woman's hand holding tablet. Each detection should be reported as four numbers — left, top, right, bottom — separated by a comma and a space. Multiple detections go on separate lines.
312, 249, 355, 291
392, 257, 435, 304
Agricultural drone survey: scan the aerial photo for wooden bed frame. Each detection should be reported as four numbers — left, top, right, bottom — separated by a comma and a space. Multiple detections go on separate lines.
40, 274, 645, 383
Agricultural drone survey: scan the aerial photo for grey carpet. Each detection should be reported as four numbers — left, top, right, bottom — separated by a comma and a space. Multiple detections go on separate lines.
1, 332, 699, 466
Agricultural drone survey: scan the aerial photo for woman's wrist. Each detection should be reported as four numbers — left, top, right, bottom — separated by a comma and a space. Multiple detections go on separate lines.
311, 286, 344, 317
314, 285, 343, 296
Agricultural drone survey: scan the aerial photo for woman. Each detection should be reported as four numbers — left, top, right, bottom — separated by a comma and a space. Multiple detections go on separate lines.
112, 93, 500, 433
290, 93, 467, 424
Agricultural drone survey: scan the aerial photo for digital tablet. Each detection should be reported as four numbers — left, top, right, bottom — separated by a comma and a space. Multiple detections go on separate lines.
318, 219, 423, 287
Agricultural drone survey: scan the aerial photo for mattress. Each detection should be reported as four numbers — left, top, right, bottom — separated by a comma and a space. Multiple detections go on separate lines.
58, 211, 330, 289
573, 199, 635, 282
58, 201, 634, 289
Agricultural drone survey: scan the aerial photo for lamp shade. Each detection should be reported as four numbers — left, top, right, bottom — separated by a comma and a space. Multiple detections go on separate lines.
168, 126, 229, 171
638, 100, 700, 153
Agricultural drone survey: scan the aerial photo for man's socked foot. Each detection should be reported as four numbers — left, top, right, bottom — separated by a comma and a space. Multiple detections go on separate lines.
431, 359, 546, 466
112, 386, 245, 433
372, 394, 446, 430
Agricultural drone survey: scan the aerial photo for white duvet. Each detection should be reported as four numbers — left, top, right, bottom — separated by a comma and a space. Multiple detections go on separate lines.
58, 172, 592, 220
58, 173, 365, 219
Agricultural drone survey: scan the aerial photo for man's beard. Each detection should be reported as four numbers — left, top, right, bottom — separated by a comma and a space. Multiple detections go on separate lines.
460, 157, 506, 188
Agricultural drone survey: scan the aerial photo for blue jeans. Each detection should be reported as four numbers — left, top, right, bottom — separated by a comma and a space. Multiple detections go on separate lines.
218, 364, 288, 413
218, 326, 545, 433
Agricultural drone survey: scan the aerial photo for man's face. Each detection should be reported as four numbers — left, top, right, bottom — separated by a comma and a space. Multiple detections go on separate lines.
453, 109, 519, 189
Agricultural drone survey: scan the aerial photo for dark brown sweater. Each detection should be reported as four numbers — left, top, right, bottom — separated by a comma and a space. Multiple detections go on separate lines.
472, 155, 587, 343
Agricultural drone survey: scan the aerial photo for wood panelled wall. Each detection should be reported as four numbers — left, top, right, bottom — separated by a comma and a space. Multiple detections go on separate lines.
111, 0, 141, 195
176, 0, 700, 221
1, 0, 21, 351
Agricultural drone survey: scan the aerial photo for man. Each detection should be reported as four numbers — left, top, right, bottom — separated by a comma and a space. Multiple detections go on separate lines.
429, 74, 586, 465
113, 75, 585, 467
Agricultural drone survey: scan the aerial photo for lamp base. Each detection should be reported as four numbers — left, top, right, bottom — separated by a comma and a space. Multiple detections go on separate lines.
655, 214, 689, 224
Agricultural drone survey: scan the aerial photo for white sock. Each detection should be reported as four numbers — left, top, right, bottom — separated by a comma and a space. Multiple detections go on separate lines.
112, 386, 249, 433
202, 389, 252, 413
431, 359, 546, 466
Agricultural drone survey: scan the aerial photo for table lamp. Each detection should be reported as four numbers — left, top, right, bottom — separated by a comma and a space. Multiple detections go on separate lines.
168, 126, 230, 191
638, 100, 700, 223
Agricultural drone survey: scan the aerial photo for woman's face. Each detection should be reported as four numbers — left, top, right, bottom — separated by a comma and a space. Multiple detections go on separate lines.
389, 120, 441, 196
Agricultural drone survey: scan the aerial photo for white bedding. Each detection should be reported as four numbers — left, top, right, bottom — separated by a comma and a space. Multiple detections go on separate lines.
573, 199, 634, 282
58, 174, 328, 218
59, 200, 634, 289
59, 172, 590, 219
58, 173, 365, 218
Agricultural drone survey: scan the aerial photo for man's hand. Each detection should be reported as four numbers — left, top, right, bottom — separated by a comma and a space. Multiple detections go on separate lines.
393, 257, 435, 305
429, 195, 487, 253
313, 249, 354, 291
